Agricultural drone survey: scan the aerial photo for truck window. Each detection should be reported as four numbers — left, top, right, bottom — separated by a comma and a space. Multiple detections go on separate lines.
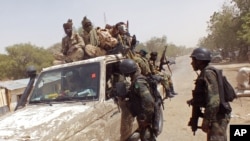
105, 61, 123, 100
29, 62, 101, 103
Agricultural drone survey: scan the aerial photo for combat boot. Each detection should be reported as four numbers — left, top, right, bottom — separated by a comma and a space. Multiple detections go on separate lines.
170, 84, 178, 95
164, 89, 175, 99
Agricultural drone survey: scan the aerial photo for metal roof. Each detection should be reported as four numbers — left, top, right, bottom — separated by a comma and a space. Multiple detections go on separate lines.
0, 78, 30, 90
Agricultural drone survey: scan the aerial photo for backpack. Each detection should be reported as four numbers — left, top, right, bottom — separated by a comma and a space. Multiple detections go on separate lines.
206, 66, 237, 102
206, 66, 237, 114
96, 28, 118, 50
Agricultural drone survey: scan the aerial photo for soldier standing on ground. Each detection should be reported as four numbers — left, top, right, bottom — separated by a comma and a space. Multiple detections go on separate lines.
149, 52, 176, 98
119, 59, 156, 141
54, 19, 85, 64
188, 47, 230, 141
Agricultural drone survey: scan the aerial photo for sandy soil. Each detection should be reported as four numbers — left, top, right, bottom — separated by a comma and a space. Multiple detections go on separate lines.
157, 55, 250, 141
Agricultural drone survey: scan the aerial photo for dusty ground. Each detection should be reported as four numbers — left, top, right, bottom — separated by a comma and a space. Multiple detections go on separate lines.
157, 55, 250, 141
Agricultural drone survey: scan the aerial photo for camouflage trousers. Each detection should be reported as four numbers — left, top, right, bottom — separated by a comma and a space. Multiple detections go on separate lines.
157, 72, 171, 93
53, 48, 84, 65
207, 113, 230, 141
84, 44, 106, 59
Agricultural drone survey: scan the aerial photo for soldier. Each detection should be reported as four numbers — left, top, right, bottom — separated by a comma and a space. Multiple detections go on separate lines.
81, 16, 107, 58
149, 52, 176, 98
53, 19, 85, 64
188, 47, 230, 141
107, 22, 137, 56
139, 49, 149, 59
119, 59, 156, 141
133, 50, 152, 76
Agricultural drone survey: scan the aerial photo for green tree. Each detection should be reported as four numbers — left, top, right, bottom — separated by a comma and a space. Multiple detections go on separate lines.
0, 43, 54, 79
237, 12, 250, 44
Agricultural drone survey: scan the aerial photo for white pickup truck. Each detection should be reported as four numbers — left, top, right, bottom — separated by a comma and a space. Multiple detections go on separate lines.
0, 54, 165, 141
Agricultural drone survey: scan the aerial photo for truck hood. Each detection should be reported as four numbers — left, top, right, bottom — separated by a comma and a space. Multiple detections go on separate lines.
0, 103, 94, 141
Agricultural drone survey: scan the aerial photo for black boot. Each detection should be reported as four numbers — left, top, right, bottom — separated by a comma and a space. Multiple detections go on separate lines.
170, 85, 178, 95
164, 89, 174, 99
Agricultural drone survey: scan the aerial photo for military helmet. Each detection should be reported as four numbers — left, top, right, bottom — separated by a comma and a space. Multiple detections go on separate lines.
150, 52, 158, 56
190, 47, 211, 61
139, 49, 148, 56
119, 59, 137, 74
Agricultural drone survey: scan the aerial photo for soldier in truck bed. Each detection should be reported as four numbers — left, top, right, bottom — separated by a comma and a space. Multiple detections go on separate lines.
149, 52, 177, 99
81, 16, 107, 59
53, 19, 85, 64
61, 19, 85, 62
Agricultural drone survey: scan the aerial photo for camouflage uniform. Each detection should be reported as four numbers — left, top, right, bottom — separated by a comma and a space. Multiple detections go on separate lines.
53, 19, 85, 64
119, 59, 156, 141
194, 66, 230, 141
61, 32, 85, 62
148, 58, 175, 98
129, 71, 155, 141
133, 55, 151, 76
81, 16, 106, 58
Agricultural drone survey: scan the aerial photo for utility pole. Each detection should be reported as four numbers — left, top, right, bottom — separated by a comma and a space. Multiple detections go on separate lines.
104, 12, 107, 25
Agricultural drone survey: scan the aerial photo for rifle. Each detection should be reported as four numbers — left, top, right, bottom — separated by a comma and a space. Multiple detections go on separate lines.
187, 91, 204, 135
159, 46, 167, 71
188, 105, 202, 135
159, 46, 172, 75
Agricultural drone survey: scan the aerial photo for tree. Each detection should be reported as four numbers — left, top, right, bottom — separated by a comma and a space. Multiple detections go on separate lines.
0, 43, 54, 79
237, 12, 250, 44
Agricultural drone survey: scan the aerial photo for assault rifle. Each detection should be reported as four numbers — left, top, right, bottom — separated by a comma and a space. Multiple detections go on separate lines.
187, 91, 204, 135
159, 46, 167, 71
159, 46, 172, 75
187, 105, 203, 135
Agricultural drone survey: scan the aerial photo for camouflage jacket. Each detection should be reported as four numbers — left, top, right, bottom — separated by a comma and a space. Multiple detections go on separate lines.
61, 32, 85, 55
129, 72, 155, 117
133, 56, 151, 76
81, 29, 100, 46
148, 59, 160, 75
193, 66, 220, 121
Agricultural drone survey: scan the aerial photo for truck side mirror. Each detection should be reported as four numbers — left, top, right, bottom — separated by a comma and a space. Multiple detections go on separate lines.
26, 66, 37, 78
14, 66, 37, 111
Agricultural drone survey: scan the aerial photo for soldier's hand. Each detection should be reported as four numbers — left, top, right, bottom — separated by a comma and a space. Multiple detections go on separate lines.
186, 99, 193, 106
131, 35, 137, 46
201, 119, 210, 133
67, 46, 77, 54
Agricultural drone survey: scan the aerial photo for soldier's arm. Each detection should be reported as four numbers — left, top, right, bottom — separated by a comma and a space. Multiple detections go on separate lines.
61, 37, 67, 55
203, 70, 220, 122
73, 33, 85, 49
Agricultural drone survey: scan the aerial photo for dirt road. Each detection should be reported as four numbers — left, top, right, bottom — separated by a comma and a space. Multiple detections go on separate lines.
157, 55, 250, 141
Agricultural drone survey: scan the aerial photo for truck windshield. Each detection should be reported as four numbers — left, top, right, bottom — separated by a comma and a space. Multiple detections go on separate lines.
29, 62, 100, 103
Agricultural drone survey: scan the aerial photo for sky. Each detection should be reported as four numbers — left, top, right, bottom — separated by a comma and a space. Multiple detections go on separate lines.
0, 0, 226, 54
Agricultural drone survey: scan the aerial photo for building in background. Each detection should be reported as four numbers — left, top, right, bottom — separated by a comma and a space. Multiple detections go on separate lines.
0, 78, 29, 116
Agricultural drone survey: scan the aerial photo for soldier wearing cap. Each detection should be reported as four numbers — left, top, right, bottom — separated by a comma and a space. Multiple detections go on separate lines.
54, 19, 85, 64
81, 16, 107, 59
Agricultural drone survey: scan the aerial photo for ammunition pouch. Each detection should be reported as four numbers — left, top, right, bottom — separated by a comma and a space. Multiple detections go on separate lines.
192, 78, 206, 107
219, 102, 232, 114
114, 82, 128, 98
